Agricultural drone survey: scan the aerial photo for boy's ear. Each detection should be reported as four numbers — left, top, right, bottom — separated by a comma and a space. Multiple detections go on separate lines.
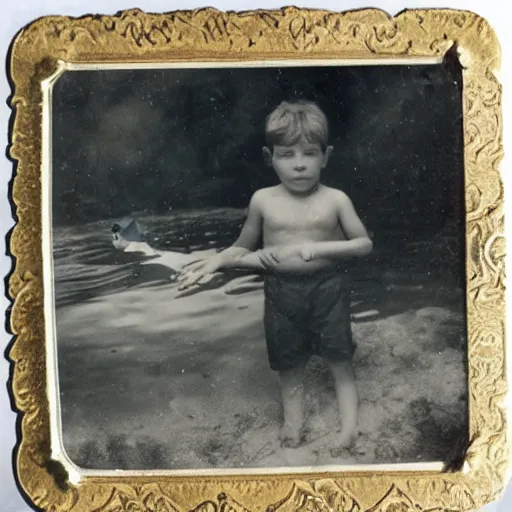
262, 146, 272, 167
323, 145, 334, 167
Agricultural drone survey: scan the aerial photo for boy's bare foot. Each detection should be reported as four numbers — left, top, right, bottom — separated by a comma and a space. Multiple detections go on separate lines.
280, 424, 302, 448
329, 428, 357, 458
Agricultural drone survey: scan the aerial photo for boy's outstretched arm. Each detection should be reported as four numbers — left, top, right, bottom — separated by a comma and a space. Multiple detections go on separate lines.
306, 193, 372, 261
178, 192, 266, 289
223, 190, 265, 267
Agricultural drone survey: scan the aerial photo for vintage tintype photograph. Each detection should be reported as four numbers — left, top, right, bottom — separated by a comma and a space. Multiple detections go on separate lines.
9, 7, 507, 512
51, 60, 468, 471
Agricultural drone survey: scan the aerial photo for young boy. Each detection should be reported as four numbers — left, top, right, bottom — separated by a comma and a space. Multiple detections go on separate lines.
179, 100, 372, 451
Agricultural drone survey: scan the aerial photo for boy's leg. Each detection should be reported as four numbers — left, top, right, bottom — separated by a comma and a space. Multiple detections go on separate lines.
310, 274, 357, 452
264, 275, 309, 448
279, 361, 306, 448
328, 360, 358, 450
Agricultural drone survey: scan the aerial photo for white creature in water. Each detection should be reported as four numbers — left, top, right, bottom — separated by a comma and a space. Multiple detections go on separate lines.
111, 217, 262, 295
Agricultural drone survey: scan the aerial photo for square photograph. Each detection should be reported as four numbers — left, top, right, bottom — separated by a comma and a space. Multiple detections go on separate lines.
50, 60, 468, 471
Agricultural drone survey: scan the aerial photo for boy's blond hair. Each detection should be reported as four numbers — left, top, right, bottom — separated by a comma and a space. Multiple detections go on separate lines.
265, 100, 329, 149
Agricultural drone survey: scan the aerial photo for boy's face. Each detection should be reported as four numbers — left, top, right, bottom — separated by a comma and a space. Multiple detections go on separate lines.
264, 139, 333, 194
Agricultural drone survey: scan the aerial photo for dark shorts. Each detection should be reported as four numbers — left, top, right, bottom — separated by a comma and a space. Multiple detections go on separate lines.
263, 271, 354, 372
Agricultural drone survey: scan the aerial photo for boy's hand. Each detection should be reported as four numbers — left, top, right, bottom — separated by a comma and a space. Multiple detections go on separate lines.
177, 255, 223, 290
259, 244, 315, 268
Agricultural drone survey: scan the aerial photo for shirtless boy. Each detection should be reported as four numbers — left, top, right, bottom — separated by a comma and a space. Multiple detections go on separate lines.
179, 100, 373, 450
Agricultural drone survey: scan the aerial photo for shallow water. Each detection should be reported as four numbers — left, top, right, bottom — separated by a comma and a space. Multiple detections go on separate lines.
53, 209, 468, 470
53, 209, 246, 307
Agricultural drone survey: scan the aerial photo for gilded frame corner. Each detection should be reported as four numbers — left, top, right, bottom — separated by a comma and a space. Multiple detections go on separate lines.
7, 6, 507, 512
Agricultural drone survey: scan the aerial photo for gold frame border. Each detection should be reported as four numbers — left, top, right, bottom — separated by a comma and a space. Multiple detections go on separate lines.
7, 7, 507, 512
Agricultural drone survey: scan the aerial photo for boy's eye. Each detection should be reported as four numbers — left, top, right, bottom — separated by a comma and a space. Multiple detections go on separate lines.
277, 151, 293, 158
304, 151, 317, 157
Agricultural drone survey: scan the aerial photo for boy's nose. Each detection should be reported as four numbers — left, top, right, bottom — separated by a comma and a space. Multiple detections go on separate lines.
293, 160, 306, 171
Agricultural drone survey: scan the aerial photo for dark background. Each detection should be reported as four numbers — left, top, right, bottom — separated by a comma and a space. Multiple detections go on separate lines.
52, 64, 464, 222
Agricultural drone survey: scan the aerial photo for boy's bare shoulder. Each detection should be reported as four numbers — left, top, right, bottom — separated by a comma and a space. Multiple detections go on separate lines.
251, 186, 281, 204
322, 185, 353, 205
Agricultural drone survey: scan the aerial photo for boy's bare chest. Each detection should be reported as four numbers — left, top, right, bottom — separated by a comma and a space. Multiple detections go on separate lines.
262, 197, 339, 234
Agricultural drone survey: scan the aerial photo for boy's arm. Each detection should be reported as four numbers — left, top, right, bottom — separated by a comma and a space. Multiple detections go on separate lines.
223, 250, 268, 271
179, 191, 267, 290
306, 193, 372, 261
217, 191, 265, 269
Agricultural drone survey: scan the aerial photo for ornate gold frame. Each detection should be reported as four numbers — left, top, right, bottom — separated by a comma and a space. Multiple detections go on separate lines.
7, 7, 507, 512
